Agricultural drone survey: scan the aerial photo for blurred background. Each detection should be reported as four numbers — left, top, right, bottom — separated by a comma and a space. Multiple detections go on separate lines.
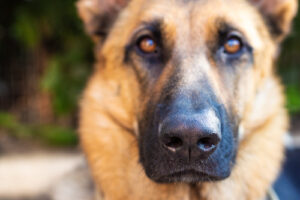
0, 0, 299, 199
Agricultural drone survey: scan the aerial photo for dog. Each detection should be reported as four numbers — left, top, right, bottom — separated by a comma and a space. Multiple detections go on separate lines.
76, 0, 298, 199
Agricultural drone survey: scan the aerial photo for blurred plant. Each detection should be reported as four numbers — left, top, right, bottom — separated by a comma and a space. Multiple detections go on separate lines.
11, 0, 93, 115
0, 112, 77, 146
0, 0, 93, 146
278, 3, 300, 114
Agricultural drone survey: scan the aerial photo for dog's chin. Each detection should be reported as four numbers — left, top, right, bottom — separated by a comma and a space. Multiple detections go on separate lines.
148, 169, 231, 184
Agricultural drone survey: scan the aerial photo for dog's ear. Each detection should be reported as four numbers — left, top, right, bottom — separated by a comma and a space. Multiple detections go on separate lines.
249, 0, 298, 41
77, 0, 130, 42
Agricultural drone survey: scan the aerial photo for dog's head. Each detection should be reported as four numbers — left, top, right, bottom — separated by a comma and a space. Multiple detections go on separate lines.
78, 0, 297, 183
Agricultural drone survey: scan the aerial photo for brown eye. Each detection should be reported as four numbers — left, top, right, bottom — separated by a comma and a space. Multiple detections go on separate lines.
138, 36, 157, 53
224, 37, 242, 54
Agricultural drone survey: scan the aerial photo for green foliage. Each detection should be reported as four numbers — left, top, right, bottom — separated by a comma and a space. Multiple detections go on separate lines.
286, 85, 300, 114
0, 112, 32, 138
12, 11, 41, 49
0, 112, 78, 147
12, 0, 93, 115
41, 48, 91, 115
278, 4, 300, 114
37, 124, 78, 146
0, 0, 93, 147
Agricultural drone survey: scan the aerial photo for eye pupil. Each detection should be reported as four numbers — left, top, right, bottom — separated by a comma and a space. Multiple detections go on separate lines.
224, 37, 242, 54
138, 37, 157, 53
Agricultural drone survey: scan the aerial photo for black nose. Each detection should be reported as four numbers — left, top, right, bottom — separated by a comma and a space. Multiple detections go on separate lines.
159, 109, 221, 159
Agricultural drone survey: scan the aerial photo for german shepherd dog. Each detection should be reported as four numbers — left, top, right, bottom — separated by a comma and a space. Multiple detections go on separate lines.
77, 0, 298, 199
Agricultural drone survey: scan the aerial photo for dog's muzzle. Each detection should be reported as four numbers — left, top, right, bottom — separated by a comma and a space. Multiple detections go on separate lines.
139, 92, 236, 183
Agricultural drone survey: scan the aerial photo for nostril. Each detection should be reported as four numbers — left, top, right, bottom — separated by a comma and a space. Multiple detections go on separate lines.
163, 136, 183, 151
197, 136, 219, 152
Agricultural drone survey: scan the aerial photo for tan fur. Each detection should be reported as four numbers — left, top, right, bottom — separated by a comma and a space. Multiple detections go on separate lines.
78, 0, 298, 199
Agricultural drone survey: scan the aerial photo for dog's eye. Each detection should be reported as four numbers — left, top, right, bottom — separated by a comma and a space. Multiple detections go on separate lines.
137, 36, 157, 54
224, 36, 242, 54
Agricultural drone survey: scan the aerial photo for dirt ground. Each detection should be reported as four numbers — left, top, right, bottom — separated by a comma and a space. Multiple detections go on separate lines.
0, 152, 83, 200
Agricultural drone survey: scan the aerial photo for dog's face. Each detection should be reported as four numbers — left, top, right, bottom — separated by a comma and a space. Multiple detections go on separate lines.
129, 1, 256, 182
78, 0, 297, 183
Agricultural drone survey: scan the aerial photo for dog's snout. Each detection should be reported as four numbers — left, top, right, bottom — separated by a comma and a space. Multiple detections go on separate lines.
159, 109, 221, 159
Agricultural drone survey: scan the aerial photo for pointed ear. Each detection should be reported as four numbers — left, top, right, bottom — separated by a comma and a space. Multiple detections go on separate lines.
77, 0, 130, 42
249, 0, 298, 41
